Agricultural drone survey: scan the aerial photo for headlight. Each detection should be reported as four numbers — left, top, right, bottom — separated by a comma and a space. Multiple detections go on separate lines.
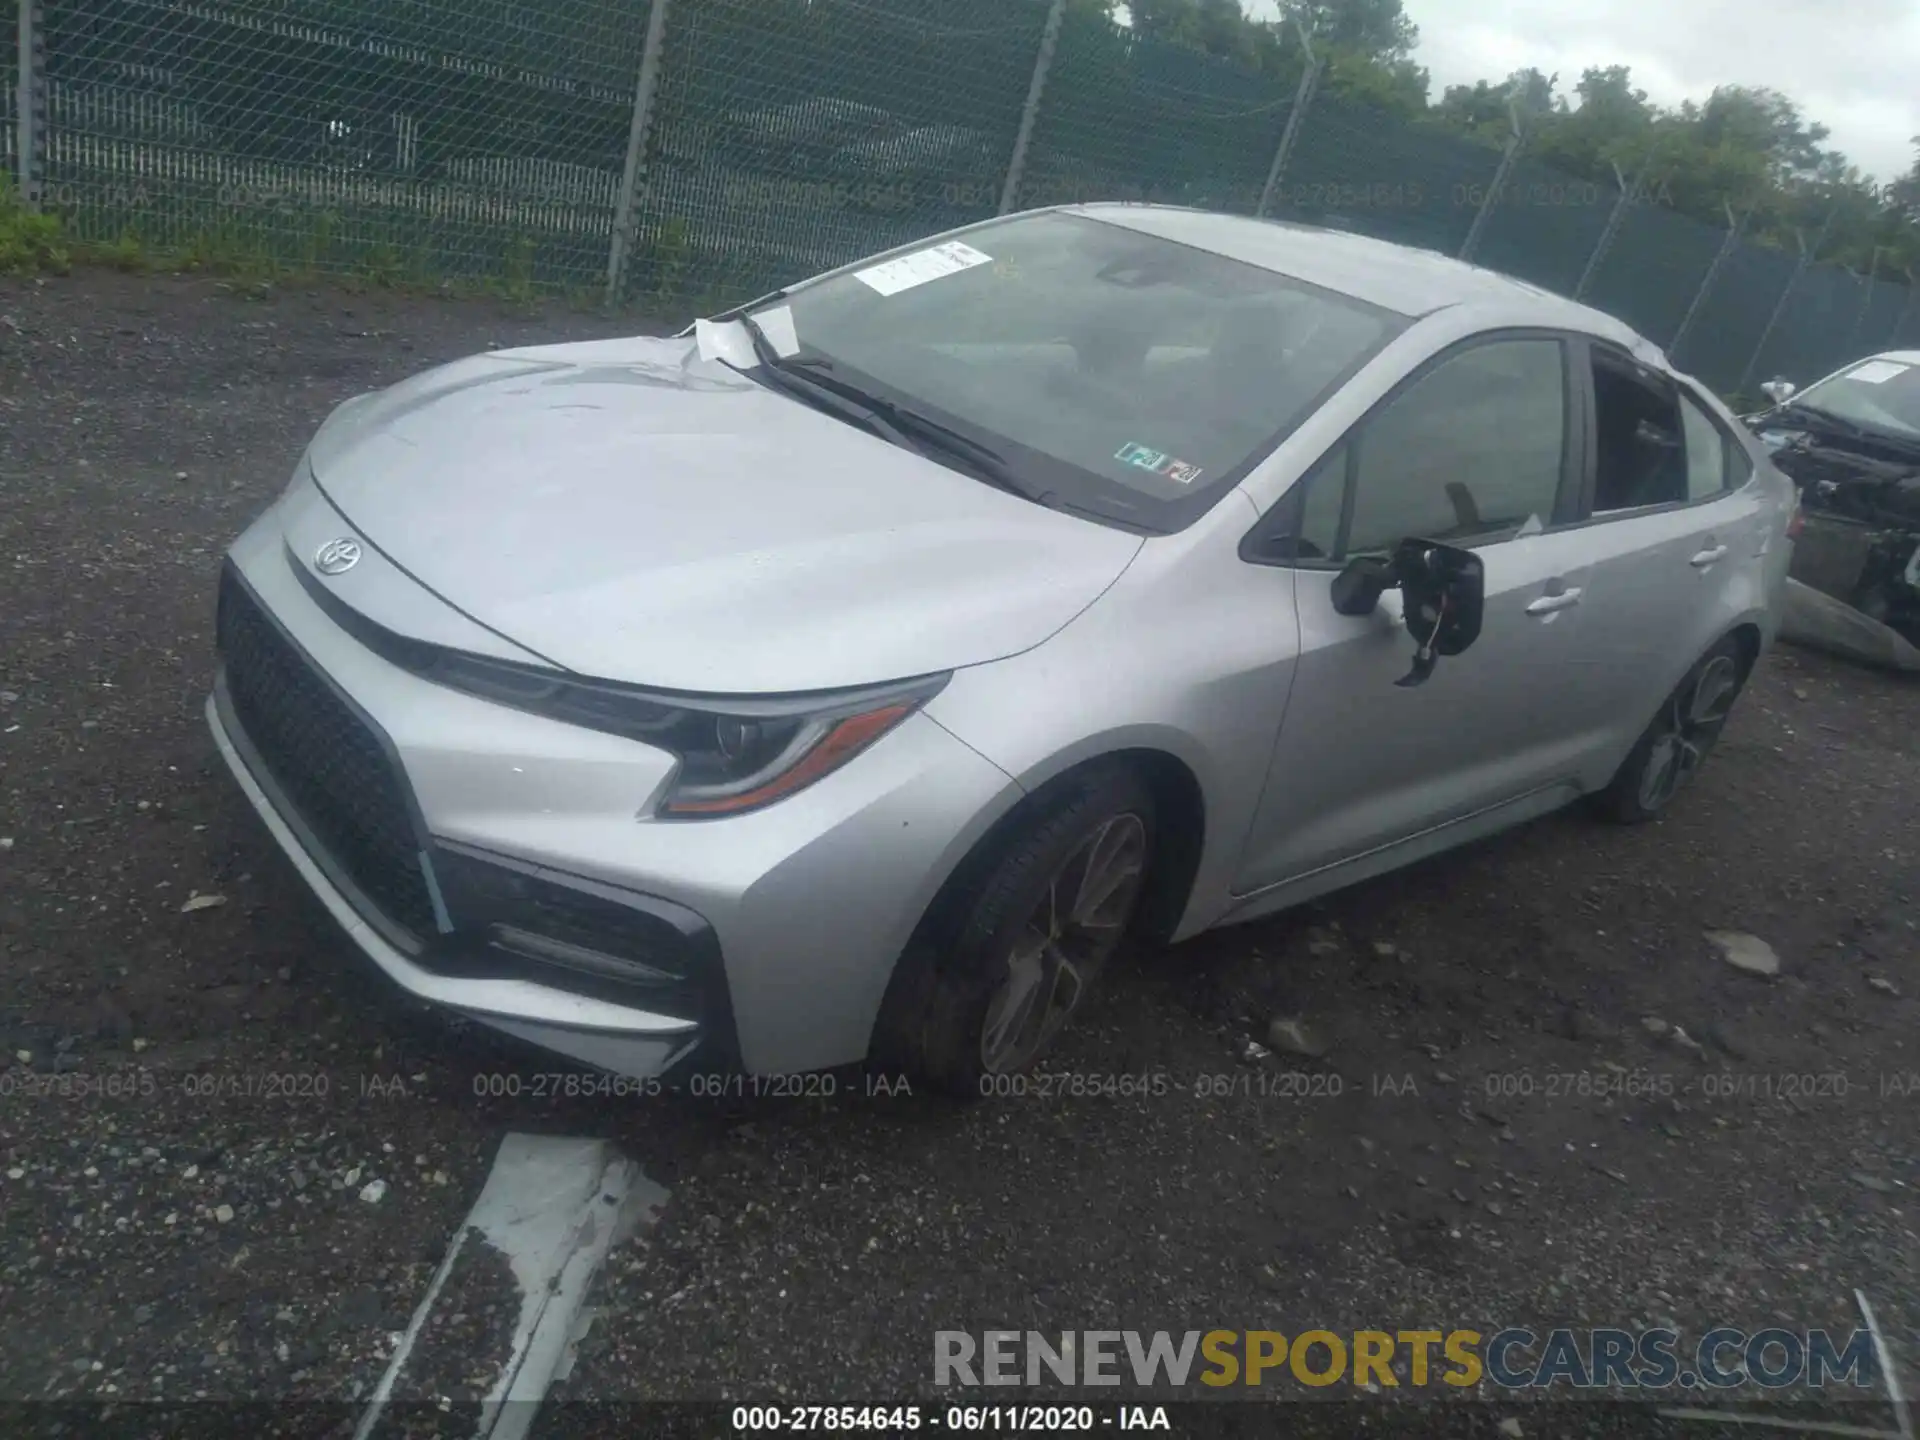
422, 651, 948, 819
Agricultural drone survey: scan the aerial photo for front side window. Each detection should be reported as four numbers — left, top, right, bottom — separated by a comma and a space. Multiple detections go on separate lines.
759, 211, 1404, 532
1293, 443, 1349, 560
1326, 338, 1567, 558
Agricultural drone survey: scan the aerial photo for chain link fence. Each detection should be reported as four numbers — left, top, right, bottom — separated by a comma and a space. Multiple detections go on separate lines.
632, 0, 1051, 309
24, 0, 645, 282
10, 0, 1917, 397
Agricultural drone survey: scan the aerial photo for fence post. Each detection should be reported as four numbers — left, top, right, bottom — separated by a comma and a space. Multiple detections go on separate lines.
998, 0, 1067, 215
1254, 26, 1319, 219
1457, 102, 1521, 264
14, 0, 40, 206
1573, 160, 1644, 302
605, 0, 672, 309
1895, 270, 1919, 348
1845, 245, 1882, 354
1737, 205, 1836, 394
1667, 201, 1748, 364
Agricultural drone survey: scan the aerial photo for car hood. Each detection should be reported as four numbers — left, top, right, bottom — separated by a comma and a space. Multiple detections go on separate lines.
306, 334, 1142, 693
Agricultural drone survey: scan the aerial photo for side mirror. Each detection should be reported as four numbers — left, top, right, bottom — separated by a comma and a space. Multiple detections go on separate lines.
1392, 538, 1484, 686
1328, 540, 1485, 686
1760, 378, 1797, 405
1330, 555, 1394, 616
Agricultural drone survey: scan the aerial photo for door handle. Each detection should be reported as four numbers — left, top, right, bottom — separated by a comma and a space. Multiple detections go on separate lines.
1690, 544, 1729, 567
1525, 587, 1583, 615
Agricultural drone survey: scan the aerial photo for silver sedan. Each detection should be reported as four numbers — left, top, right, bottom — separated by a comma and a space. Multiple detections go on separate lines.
207, 204, 1797, 1093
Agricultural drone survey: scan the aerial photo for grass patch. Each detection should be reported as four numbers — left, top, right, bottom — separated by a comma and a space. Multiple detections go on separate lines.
0, 189, 689, 319
0, 177, 71, 274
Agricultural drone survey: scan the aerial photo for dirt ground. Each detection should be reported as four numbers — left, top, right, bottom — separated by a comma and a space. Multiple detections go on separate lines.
1, 271, 1916, 1438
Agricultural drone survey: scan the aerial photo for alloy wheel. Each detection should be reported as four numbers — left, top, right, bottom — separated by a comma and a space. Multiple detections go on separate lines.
1636, 653, 1741, 813
978, 812, 1149, 1074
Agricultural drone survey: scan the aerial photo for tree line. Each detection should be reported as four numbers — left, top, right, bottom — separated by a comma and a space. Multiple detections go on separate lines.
1090, 0, 1920, 278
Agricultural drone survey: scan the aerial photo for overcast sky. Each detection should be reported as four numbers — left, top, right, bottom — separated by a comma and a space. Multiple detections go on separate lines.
1242, 0, 1920, 182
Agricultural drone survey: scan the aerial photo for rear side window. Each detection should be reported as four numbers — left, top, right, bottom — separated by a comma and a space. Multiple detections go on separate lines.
1592, 348, 1686, 510
1680, 392, 1733, 499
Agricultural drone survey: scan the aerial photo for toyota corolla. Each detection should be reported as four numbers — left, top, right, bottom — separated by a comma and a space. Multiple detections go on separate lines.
207, 204, 1795, 1093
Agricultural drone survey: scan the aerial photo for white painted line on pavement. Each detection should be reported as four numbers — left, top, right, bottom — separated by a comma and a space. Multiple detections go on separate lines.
352, 1132, 668, 1440
485, 1138, 667, 1440
1856, 1289, 1913, 1440
350, 1207, 475, 1439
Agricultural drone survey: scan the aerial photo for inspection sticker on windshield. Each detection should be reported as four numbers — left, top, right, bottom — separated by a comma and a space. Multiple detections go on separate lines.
1116, 442, 1202, 485
1847, 359, 1912, 384
853, 241, 993, 297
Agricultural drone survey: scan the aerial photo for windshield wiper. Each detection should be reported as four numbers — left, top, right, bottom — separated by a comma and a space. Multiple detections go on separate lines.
780, 355, 1043, 503
734, 312, 917, 454
1773, 401, 1867, 438
1775, 401, 1920, 457
731, 314, 1044, 503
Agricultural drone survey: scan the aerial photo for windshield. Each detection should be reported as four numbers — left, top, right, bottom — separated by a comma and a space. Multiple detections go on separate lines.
1792, 356, 1920, 440
751, 211, 1404, 531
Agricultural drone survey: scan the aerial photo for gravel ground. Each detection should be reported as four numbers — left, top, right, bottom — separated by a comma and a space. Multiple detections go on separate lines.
2, 271, 1917, 1438
369, 1227, 521, 1438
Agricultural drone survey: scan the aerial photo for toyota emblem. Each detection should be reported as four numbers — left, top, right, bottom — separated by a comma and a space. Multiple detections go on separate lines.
314, 537, 362, 576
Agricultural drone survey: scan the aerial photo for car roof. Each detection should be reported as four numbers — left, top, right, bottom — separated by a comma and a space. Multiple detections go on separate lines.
1065, 202, 1640, 334
1862, 350, 1920, 366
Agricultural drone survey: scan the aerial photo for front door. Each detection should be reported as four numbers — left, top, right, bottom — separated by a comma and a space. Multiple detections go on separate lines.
1233, 333, 1600, 897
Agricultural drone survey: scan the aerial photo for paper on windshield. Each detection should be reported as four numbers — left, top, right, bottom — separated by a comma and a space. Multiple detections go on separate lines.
754, 304, 799, 356
1846, 359, 1911, 385
693, 317, 757, 368
853, 241, 993, 297
694, 307, 798, 366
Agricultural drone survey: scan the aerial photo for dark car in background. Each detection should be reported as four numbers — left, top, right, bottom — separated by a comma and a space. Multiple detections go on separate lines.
724, 97, 899, 172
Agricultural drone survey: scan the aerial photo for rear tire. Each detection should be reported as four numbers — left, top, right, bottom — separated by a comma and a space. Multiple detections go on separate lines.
872, 765, 1155, 1098
1593, 635, 1748, 823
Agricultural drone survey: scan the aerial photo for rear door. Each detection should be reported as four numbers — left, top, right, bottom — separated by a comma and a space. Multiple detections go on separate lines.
1232, 331, 1606, 896
1558, 341, 1767, 761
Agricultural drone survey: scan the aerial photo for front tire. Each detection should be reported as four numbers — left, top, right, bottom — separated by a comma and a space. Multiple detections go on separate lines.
1594, 635, 1748, 823
874, 766, 1155, 1097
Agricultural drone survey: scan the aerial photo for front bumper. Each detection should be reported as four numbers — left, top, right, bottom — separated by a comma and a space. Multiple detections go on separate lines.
208, 495, 1021, 1077
207, 688, 708, 1077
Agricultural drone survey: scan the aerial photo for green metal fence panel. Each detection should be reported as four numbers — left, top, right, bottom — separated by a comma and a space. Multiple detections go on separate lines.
1021, 11, 1293, 217
1854, 274, 1908, 355
11, 0, 1917, 384
1749, 261, 1852, 388
625, 0, 1048, 309
1898, 287, 1920, 350
1670, 234, 1796, 393
38, 0, 648, 285
1800, 264, 1875, 380
1472, 152, 1615, 297
1274, 105, 1500, 256
1581, 201, 1725, 351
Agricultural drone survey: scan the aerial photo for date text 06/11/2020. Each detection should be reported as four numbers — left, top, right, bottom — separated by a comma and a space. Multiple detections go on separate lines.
727, 1405, 1172, 1432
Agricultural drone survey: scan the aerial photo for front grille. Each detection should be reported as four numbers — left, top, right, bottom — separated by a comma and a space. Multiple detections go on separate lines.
217, 569, 438, 939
